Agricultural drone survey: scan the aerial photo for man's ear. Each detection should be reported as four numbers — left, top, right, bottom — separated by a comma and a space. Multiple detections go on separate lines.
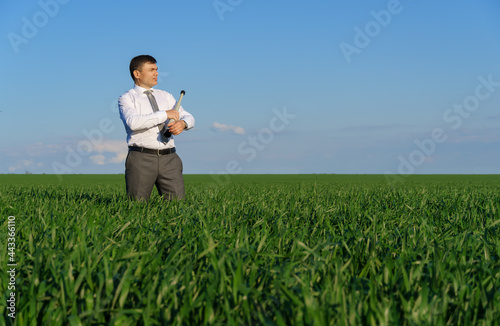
133, 70, 140, 80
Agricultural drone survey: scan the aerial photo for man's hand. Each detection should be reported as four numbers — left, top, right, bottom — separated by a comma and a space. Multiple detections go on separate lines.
166, 109, 179, 121
167, 120, 186, 136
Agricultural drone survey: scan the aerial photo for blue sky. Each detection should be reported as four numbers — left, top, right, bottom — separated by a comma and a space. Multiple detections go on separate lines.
1, 0, 499, 177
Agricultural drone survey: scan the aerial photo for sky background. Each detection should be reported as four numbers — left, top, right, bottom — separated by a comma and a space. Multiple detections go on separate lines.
1, 0, 499, 177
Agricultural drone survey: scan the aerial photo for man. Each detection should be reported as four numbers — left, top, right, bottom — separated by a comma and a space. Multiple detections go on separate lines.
118, 55, 195, 201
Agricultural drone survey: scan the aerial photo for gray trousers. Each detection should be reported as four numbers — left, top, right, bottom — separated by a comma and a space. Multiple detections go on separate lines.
125, 150, 185, 201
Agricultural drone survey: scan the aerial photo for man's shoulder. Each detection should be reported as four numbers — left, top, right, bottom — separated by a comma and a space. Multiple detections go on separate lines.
119, 87, 139, 99
153, 89, 176, 102
153, 88, 172, 96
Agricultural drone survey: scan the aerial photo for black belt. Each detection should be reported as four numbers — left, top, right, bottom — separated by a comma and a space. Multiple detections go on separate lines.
128, 146, 176, 155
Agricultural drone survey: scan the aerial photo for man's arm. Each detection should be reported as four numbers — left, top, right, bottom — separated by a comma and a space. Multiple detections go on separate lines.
118, 93, 178, 131
179, 106, 195, 130
167, 106, 195, 135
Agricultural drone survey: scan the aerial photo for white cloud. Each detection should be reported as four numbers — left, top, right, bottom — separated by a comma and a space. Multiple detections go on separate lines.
8, 159, 35, 172
212, 122, 245, 135
89, 155, 105, 165
90, 140, 128, 165
1, 138, 128, 173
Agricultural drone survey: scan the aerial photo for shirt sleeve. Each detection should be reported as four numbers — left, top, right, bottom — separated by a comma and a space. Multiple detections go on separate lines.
118, 92, 167, 131
179, 105, 195, 130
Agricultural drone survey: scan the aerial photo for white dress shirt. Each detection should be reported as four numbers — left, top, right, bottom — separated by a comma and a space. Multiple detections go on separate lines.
118, 85, 195, 149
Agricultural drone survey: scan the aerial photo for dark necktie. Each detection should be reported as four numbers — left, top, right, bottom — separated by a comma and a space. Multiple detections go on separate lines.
144, 90, 170, 141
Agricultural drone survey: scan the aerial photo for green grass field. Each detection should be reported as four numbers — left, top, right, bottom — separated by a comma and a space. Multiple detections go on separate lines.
1, 174, 499, 325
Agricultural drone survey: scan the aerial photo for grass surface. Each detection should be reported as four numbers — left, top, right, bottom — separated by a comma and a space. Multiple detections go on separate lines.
0, 174, 499, 325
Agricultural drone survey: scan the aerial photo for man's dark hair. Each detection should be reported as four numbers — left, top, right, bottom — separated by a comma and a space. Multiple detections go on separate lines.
129, 55, 157, 82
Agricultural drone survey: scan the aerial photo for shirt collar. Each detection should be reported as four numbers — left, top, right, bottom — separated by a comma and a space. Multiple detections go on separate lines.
133, 84, 155, 95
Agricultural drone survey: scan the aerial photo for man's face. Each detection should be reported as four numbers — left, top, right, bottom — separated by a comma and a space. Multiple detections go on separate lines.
134, 62, 158, 89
